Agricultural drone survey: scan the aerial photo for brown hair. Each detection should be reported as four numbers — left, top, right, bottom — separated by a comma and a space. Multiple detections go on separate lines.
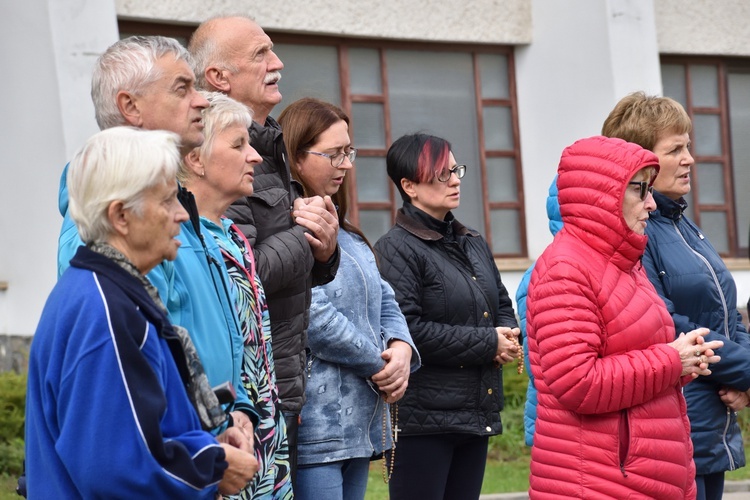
278, 98, 370, 246
601, 91, 692, 151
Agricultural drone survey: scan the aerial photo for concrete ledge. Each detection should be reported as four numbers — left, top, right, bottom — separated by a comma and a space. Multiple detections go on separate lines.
725, 480, 750, 493
479, 480, 750, 499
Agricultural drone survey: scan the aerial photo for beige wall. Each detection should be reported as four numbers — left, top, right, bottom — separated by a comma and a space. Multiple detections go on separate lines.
656, 0, 750, 56
116, 0, 532, 44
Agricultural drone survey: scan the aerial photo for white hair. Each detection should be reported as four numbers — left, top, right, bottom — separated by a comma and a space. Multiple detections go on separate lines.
68, 127, 181, 243
179, 91, 253, 182
92, 36, 193, 130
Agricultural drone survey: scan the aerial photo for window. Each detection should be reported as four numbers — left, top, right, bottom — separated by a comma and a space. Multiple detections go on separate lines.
662, 57, 750, 257
119, 21, 526, 256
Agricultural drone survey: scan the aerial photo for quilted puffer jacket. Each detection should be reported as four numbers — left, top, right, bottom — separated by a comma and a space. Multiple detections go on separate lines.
225, 117, 339, 415
527, 136, 696, 499
643, 191, 750, 475
374, 202, 518, 436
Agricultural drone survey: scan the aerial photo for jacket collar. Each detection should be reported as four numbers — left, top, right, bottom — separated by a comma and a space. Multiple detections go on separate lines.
396, 202, 478, 241
652, 190, 688, 221
248, 115, 282, 156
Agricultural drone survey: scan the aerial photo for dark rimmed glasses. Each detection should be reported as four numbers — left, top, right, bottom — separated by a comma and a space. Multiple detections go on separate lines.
436, 164, 467, 182
628, 181, 654, 201
303, 148, 357, 168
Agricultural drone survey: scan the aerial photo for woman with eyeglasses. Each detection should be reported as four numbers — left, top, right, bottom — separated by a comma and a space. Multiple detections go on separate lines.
373, 133, 520, 500
526, 135, 724, 499
603, 92, 750, 500
277, 98, 420, 500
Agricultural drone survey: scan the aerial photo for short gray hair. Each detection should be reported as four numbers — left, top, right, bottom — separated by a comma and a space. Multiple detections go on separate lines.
179, 91, 253, 182
92, 36, 193, 130
68, 127, 181, 243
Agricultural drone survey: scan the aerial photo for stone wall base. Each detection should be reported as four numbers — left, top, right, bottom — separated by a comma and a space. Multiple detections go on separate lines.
0, 335, 31, 373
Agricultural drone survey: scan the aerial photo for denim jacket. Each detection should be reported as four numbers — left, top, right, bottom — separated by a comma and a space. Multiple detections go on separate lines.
298, 229, 420, 465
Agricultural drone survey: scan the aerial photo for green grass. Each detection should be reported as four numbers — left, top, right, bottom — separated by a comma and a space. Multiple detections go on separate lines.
364, 363, 532, 499
0, 474, 18, 500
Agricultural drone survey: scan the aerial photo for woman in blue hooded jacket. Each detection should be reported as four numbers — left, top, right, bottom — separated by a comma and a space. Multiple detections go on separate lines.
603, 92, 750, 500
515, 175, 562, 447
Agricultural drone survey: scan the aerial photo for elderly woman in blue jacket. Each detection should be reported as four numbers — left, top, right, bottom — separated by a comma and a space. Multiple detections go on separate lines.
27, 127, 257, 498
515, 175, 562, 447
278, 98, 420, 500
603, 92, 750, 500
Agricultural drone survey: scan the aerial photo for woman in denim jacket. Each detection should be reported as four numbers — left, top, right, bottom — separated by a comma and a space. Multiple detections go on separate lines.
278, 98, 420, 500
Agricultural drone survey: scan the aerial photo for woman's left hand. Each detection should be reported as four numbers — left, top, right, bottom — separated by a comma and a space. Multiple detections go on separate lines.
229, 411, 255, 452
372, 340, 412, 403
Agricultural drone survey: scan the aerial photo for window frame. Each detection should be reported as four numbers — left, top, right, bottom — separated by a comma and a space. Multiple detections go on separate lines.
119, 20, 527, 257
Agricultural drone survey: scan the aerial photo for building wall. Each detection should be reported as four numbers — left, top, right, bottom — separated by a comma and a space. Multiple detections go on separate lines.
0, 0, 118, 343
115, 0, 533, 44
1, 0, 749, 346
656, 0, 750, 56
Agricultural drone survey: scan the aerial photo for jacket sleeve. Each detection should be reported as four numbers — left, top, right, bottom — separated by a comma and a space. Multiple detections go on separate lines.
147, 263, 257, 430
226, 198, 317, 296
311, 246, 340, 287
375, 235, 498, 367
642, 244, 750, 391
55, 295, 225, 497
58, 210, 84, 279
531, 259, 683, 415
516, 264, 537, 446
379, 278, 421, 372
308, 286, 386, 378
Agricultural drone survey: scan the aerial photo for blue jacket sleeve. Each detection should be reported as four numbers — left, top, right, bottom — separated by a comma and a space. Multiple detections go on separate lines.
308, 286, 388, 379
379, 277, 421, 373
516, 264, 537, 447
58, 210, 84, 279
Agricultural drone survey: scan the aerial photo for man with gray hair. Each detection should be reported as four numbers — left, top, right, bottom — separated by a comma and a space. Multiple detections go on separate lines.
55, 36, 260, 462
189, 16, 340, 482
59, 35, 208, 276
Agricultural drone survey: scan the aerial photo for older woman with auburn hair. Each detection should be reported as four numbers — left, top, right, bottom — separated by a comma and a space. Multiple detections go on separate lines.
276, 97, 419, 500
603, 92, 750, 500
25, 127, 257, 498
181, 91, 293, 499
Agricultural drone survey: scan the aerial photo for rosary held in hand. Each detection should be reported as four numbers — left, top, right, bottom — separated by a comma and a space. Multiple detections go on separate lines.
505, 331, 523, 375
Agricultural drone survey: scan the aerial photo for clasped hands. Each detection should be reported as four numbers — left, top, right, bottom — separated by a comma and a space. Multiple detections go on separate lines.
215, 411, 258, 496
371, 340, 413, 404
494, 327, 521, 365
293, 195, 339, 262
670, 328, 723, 379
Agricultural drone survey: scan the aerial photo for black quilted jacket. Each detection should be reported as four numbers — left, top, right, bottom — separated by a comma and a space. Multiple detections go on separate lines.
225, 117, 339, 415
374, 203, 517, 436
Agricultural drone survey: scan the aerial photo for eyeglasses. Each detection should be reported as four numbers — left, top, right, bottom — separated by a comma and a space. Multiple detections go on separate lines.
435, 164, 467, 183
628, 181, 654, 201
303, 148, 357, 168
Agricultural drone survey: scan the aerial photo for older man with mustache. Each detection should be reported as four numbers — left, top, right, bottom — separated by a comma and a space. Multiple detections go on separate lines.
190, 17, 341, 485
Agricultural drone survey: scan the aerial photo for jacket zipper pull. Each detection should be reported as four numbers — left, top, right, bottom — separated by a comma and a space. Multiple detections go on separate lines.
619, 462, 628, 478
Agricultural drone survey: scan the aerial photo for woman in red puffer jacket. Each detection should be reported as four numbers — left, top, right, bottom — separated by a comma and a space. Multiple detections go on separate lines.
526, 136, 723, 499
